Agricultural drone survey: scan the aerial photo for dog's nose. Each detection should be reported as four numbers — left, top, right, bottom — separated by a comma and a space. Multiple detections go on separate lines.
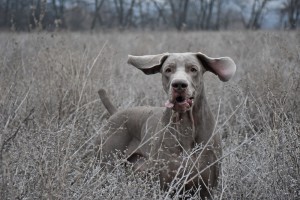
171, 80, 188, 90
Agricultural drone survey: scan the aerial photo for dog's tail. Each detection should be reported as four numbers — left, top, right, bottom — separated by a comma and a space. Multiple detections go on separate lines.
98, 89, 117, 115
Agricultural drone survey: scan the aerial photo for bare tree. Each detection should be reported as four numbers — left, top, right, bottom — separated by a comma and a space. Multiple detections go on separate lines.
52, 0, 66, 28
112, 0, 136, 29
215, 0, 222, 30
206, 0, 215, 29
124, 0, 136, 27
168, 0, 190, 30
151, 0, 168, 26
280, 0, 300, 29
248, 0, 269, 29
3, 0, 10, 26
0, 0, 294, 31
137, 1, 155, 29
91, 0, 105, 30
237, 0, 273, 29
193, 0, 216, 30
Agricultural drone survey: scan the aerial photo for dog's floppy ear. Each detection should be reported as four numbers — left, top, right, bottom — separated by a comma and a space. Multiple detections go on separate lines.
196, 52, 236, 82
128, 53, 169, 75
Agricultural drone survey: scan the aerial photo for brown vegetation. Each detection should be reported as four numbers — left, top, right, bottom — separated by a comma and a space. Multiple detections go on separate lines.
0, 31, 299, 199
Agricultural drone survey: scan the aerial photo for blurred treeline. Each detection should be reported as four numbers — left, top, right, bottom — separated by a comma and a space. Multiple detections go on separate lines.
0, 0, 299, 31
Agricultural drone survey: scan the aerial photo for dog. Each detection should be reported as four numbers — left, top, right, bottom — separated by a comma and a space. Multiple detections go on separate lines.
95, 52, 236, 198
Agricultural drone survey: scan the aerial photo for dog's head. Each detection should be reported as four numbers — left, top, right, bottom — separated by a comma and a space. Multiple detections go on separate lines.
128, 52, 236, 113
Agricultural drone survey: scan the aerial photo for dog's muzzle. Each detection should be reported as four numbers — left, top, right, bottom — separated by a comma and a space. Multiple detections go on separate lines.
165, 79, 194, 113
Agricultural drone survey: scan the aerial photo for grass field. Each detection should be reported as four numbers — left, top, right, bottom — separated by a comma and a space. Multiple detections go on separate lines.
0, 31, 299, 199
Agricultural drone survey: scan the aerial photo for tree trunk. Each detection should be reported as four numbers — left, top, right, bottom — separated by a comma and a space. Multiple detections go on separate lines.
205, 0, 215, 29
181, 0, 189, 28
168, 0, 189, 30
215, 0, 222, 30
152, 0, 167, 25
3, 0, 10, 26
91, 0, 105, 30
52, 0, 58, 19
288, 0, 300, 29
124, 0, 136, 28
58, 0, 66, 28
168, 0, 180, 30
246, 0, 270, 30
200, 0, 207, 29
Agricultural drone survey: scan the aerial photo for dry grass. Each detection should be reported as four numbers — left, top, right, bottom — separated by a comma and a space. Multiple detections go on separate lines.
0, 31, 299, 199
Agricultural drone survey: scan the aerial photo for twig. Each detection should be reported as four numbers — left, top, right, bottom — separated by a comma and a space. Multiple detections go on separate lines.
2, 108, 35, 149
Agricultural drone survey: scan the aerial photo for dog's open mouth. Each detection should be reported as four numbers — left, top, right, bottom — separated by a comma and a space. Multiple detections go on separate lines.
165, 96, 194, 112
176, 96, 185, 103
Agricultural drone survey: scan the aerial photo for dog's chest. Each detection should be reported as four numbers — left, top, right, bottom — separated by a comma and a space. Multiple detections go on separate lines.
160, 122, 195, 156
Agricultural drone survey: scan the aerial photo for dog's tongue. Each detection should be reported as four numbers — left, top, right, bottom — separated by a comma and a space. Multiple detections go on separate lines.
186, 98, 193, 105
165, 100, 174, 108
165, 98, 193, 110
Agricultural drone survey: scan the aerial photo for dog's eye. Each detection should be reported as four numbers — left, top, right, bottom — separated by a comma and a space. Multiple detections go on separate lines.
191, 67, 198, 72
165, 68, 172, 73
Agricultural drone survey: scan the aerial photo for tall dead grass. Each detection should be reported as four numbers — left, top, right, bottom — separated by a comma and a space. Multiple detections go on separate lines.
0, 31, 299, 199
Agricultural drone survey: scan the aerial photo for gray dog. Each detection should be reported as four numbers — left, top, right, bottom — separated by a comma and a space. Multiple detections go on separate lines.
96, 52, 236, 198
